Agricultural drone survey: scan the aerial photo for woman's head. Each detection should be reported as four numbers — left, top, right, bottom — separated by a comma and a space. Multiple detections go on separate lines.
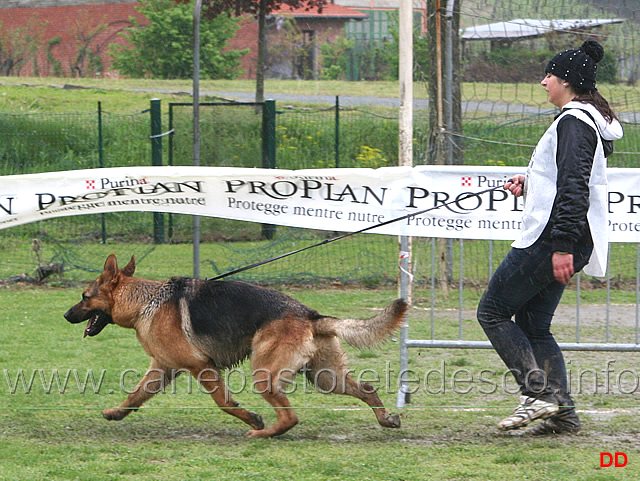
543, 39, 617, 122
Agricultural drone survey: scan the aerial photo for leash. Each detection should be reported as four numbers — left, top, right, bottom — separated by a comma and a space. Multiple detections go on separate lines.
209, 179, 515, 281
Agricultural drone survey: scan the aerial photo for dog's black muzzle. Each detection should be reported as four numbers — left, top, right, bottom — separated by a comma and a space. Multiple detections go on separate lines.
64, 305, 113, 338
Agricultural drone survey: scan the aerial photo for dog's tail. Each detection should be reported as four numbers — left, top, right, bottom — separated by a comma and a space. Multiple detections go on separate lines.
314, 299, 408, 348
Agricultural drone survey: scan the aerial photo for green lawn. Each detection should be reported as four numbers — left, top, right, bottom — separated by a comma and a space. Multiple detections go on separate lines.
1, 285, 639, 480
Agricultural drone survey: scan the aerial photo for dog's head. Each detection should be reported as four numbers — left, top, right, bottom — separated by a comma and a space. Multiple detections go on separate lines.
64, 254, 136, 338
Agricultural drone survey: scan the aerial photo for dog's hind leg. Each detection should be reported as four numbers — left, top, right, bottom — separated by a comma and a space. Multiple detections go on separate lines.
246, 321, 316, 438
190, 365, 264, 431
103, 358, 181, 421
247, 365, 299, 438
306, 337, 401, 429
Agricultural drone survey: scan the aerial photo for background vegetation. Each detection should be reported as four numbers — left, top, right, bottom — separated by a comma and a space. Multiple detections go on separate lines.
109, 0, 246, 80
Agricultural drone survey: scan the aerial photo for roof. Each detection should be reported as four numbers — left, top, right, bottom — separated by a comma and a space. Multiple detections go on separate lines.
335, 0, 401, 9
272, 3, 368, 19
461, 18, 625, 41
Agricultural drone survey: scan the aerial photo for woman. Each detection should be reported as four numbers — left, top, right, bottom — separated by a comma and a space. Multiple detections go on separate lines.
477, 39, 624, 435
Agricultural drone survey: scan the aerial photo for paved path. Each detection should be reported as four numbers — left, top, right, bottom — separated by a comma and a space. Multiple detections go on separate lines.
127, 86, 556, 115
60, 83, 640, 121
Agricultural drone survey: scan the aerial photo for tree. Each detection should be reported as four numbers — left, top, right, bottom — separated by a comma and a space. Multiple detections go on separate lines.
425, 0, 462, 166
374, 12, 431, 81
0, 17, 43, 76
70, 18, 108, 78
109, 0, 246, 79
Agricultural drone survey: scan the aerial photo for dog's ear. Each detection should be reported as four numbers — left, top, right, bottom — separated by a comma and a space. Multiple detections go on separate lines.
102, 254, 120, 286
121, 256, 136, 277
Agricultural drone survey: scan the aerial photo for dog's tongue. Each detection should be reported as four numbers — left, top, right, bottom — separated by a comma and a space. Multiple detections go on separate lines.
83, 317, 95, 338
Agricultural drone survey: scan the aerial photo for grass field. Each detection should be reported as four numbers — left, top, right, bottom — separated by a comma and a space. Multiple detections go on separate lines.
2, 76, 640, 113
2, 280, 640, 480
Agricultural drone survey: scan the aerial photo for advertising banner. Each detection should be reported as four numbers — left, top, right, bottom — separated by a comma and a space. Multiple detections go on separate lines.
1, 165, 638, 242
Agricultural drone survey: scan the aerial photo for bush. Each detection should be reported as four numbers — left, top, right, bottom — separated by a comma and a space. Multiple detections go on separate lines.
109, 0, 246, 79
320, 36, 355, 80
464, 47, 553, 83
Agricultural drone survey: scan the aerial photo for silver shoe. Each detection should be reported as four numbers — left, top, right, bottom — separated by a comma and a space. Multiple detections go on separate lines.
498, 395, 559, 431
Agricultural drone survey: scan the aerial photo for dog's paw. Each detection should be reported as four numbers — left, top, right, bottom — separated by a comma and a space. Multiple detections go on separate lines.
102, 408, 131, 421
380, 412, 401, 428
245, 428, 268, 438
249, 411, 265, 431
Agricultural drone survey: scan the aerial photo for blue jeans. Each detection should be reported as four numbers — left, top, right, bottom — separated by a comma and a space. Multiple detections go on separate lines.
477, 237, 592, 406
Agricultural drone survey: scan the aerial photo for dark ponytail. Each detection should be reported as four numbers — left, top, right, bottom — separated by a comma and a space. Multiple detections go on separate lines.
572, 89, 618, 123
572, 40, 618, 122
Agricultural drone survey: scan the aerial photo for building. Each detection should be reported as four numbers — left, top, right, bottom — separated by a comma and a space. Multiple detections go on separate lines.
0, 0, 368, 79
0, 0, 144, 77
234, 2, 367, 80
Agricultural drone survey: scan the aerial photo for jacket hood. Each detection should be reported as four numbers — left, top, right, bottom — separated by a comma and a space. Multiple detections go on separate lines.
563, 100, 624, 141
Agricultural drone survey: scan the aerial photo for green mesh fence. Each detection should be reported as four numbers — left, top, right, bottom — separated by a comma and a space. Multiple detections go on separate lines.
0, 95, 639, 286
0, 109, 156, 282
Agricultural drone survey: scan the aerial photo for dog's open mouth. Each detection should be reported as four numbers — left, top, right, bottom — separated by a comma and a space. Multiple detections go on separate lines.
84, 312, 112, 338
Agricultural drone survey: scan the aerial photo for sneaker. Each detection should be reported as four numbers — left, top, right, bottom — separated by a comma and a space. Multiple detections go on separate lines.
497, 395, 559, 431
525, 410, 581, 435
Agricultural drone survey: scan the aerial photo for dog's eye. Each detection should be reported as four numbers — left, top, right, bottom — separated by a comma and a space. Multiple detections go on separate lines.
82, 293, 90, 302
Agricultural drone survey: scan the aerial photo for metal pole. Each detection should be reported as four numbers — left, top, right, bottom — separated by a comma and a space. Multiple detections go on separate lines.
261, 99, 276, 240
150, 98, 164, 244
444, 0, 456, 165
431, 237, 435, 339
398, 235, 411, 407
435, 0, 444, 142
168, 104, 174, 240
97, 101, 106, 244
335, 96, 340, 168
193, 0, 202, 278
636, 243, 640, 344
606, 246, 611, 342
458, 238, 463, 340
397, 0, 413, 409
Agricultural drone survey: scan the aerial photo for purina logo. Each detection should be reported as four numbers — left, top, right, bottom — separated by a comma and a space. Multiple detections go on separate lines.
85, 176, 149, 191
461, 176, 472, 187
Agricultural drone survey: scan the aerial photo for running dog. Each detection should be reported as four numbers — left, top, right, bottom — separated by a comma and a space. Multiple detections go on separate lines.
64, 254, 407, 438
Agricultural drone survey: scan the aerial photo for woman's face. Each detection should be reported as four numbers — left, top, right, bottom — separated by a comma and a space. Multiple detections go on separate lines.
541, 73, 573, 108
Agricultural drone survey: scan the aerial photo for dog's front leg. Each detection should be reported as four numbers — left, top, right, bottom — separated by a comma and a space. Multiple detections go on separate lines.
103, 359, 180, 421
190, 365, 264, 431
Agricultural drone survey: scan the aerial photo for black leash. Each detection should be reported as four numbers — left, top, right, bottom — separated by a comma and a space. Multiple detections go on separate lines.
209, 179, 515, 281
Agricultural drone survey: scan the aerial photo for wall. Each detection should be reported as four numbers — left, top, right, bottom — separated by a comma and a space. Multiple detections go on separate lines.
0, 1, 145, 77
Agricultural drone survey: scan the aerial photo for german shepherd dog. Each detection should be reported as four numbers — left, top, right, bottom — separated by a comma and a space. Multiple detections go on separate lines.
64, 254, 407, 438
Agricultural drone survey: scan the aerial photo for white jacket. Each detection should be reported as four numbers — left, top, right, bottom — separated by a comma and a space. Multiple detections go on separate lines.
512, 101, 624, 276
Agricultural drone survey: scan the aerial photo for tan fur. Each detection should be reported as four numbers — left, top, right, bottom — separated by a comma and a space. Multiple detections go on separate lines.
313, 299, 407, 348
64, 254, 408, 438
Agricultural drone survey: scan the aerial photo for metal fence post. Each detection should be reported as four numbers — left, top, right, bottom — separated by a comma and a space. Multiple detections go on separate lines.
97, 101, 107, 244
335, 96, 340, 168
167, 103, 174, 241
150, 98, 165, 244
397, 0, 413, 408
261, 99, 276, 240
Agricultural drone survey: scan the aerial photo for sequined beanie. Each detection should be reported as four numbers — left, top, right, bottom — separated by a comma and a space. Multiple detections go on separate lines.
545, 39, 604, 91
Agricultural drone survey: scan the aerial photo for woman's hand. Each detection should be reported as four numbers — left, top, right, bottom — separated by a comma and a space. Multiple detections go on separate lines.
553, 252, 574, 284
504, 175, 525, 197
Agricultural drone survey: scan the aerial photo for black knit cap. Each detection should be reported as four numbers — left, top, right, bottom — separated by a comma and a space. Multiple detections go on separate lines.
545, 39, 605, 91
